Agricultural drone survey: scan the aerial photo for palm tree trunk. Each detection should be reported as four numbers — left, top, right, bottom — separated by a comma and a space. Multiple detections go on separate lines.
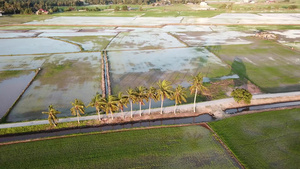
139, 102, 142, 116
174, 102, 177, 115
121, 108, 124, 119
76, 110, 80, 124
51, 119, 57, 127
194, 88, 197, 113
110, 110, 114, 120
149, 99, 151, 114
130, 100, 133, 118
160, 96, 164, 114
97, 109, 101, 121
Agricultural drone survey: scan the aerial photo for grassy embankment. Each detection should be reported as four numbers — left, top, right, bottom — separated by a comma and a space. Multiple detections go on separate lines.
0, 126, 239, 169
0, 119, 101, 135
208, 108, 300, 169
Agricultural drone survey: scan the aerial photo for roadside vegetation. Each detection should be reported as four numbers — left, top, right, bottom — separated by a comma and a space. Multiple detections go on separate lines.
0, 126, 239, 169
208, 108, 300, 169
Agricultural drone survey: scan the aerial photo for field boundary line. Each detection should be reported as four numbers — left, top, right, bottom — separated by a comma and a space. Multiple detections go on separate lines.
204, 123, 245, 169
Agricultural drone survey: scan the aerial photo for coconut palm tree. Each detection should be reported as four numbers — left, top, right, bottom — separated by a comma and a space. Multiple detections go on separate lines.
135, 86, 147, 116
70, 98, 86, 124
102, 95, 119, 120
117, 92, 129, 118
87, 93, 104, 121
126, 87, 137, 118
172, 85, 187, 114
157, 80, 173, 114
145, 86, 158, 114
42, 104, 61, 127
189, 73, 207, 113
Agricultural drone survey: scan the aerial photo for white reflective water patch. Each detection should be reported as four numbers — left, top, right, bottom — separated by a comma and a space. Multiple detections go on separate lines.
0, 38, 80, 55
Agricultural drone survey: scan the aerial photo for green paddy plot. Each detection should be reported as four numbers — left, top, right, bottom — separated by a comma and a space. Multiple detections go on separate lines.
109, 47, 231, 94
209, 108, 300, 169
6, 53, 102, 122
0, 126, 240, 169
58, 36, 114, 51
210, 38, 300, 92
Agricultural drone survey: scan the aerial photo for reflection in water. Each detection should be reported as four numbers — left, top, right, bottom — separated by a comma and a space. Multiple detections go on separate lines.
0, 71, 35, 118
6, 53, 102, 122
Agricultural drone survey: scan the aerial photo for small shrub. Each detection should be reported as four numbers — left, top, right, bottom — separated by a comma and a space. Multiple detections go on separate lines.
122, 5, 128, 11
219, 4, 227, 9
288, 5, 297, 10
231, 88, 252, 104
114, 6, 120, 11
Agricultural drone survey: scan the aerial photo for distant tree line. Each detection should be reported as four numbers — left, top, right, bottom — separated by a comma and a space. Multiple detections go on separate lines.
0, 0, 207, 15
86, 0, 203, 5
0, 0, 84, 14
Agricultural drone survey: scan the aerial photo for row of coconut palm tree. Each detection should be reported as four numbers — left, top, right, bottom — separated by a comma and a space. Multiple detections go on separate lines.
42, 73, 207, 126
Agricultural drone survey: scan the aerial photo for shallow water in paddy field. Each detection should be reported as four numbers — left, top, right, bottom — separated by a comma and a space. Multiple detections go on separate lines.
173, 31, 253, 46
0, 38, 80, 55
0, 55, 47, 71
109, 47, 226, 74
0, 71, 36, 119
6, 53, 102, 122
109, 47, 229, 92
107, 31, 186, 50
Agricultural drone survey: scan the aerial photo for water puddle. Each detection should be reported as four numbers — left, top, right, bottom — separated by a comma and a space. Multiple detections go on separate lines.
0, 114, 214, 143
225, 101, 300, 114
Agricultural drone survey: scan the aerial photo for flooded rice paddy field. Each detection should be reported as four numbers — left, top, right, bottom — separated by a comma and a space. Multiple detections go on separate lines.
0, 54, 47, 71
0, 70, 36, 118
6, 53, 102, 122
0, 19, 299, 121
109, 47, 230, 92
0, 38, 81, 55
107, 31, 186, 50
57, 36, 115, 51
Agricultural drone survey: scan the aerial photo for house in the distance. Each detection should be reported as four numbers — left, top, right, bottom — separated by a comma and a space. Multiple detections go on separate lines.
36, 9, 49, 15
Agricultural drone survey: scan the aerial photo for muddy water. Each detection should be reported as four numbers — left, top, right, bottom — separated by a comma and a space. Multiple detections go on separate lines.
0, 114, 214, 143
6, 53, 102, 122
0, 71, 36, 118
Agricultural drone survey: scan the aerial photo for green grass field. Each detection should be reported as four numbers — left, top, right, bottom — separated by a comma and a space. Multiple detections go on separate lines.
0, 15, 53, 25
208, 108, 300, 169
0, 126, 239, 169
210, 38, 300, 92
